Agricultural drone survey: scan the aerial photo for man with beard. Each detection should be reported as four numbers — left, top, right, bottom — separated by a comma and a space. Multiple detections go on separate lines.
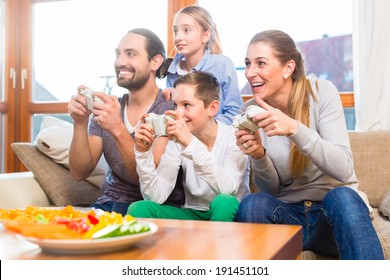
68, 28, 184, 215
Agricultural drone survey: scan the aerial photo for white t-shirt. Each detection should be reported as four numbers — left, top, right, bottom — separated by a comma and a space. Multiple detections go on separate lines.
135, 121, 250, 211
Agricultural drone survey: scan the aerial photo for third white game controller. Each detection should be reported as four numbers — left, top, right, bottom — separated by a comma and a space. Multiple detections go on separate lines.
232, 105, 265, 132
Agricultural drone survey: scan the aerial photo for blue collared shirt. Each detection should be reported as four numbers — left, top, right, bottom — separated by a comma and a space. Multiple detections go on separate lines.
166, 49, 242, 125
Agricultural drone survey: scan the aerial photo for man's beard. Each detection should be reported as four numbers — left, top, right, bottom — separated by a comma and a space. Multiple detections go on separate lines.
117, 70, 150, 92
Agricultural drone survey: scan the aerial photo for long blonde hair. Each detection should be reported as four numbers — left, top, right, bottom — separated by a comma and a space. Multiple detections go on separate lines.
249, 30, 316, 177
177, 5, 222, 54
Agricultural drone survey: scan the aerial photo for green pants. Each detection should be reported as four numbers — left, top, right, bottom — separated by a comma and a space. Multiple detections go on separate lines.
127, 194, 239, 222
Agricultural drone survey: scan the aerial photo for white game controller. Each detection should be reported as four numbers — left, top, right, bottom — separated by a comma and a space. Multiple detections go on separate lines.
233, 105, 265, 132
144, 113, 174, 137
79, 87, 104, 111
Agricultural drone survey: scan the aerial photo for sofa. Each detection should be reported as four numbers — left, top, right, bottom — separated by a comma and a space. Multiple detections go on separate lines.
301, 131, 390, 259
1, 131, 390, 260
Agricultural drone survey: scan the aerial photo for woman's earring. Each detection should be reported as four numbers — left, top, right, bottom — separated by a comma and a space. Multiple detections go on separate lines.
283, 74, 289, 79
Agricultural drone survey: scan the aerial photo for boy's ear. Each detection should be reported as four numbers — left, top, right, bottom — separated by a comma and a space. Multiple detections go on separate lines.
208, 100, 220, 117
151, 54, 164, 71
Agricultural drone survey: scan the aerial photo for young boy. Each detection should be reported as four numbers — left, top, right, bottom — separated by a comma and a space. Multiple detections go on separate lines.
128, 71, 250, 221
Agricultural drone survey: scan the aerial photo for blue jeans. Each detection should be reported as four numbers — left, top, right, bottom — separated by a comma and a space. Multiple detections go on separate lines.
235, 187, 384, 260
91, 201, 130, 216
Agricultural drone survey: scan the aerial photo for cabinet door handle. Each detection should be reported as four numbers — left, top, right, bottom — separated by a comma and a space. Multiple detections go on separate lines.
21, 69, 28, 89
10, 68, 16, 89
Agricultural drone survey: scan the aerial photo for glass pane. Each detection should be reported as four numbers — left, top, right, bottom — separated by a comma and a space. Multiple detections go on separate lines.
297, 34, 353, 92
344, 108, 356, 131
198, 0, 353, 92
32, 0, 167, 102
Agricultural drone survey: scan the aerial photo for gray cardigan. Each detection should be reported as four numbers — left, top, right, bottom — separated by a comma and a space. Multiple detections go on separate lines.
248, 78, 358, 203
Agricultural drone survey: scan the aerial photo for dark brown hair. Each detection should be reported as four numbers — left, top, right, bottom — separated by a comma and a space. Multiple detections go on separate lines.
128, 28, 166, 79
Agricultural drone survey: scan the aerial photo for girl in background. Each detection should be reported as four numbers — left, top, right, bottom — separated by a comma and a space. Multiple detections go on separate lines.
161, 5, 242, 125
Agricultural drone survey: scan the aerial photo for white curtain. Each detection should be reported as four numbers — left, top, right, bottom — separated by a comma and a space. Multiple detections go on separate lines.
353, 0, 390, 131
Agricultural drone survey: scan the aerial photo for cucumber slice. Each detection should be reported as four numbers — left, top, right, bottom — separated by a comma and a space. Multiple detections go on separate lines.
91, 221, 151, 238
91, 224, 121, 239
117, 221, 135, 236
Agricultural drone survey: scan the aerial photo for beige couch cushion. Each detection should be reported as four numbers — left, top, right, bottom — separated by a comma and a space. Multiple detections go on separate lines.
349, 131, 390, 208
11, 143, 103, 207
36, 116, 108, 188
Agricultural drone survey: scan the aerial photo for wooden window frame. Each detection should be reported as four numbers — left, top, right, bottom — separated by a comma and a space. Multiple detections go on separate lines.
243, 92, 354, 107
2, 0, 354, 173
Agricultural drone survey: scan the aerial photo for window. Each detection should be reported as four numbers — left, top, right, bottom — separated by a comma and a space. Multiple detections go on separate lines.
1, 0, 175, 173
33, 0, 168, 103
198, 0, 353, 91
30, 0, 169, 139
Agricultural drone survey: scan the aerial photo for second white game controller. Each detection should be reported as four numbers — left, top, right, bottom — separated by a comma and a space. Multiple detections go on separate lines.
144, 113, 174, 137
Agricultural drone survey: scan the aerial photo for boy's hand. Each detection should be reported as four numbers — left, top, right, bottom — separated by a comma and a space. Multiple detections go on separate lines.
165, 110, 193, 147
134, 114, 155, 152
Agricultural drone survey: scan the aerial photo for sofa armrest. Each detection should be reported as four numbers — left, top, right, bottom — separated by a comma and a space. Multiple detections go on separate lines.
11, 143, 104, 207
0, 172, 51, 209
349, 131, 390, 207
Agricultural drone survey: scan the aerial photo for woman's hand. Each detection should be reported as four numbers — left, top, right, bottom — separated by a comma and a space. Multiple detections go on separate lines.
253, 98, 299, 137
235, 129, 265, 159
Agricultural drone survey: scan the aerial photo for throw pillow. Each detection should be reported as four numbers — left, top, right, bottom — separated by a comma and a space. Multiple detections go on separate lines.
11, 142, 103, 206
379, 191, 390, 219
35, 116, 108, 188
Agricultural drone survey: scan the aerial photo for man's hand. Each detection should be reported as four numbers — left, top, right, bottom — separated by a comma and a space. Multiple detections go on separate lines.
68, 86, 92, 125
90, 92, 123, 134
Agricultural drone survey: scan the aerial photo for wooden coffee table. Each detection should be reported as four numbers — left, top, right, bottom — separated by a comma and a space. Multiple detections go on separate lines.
0, 218, 302, 260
